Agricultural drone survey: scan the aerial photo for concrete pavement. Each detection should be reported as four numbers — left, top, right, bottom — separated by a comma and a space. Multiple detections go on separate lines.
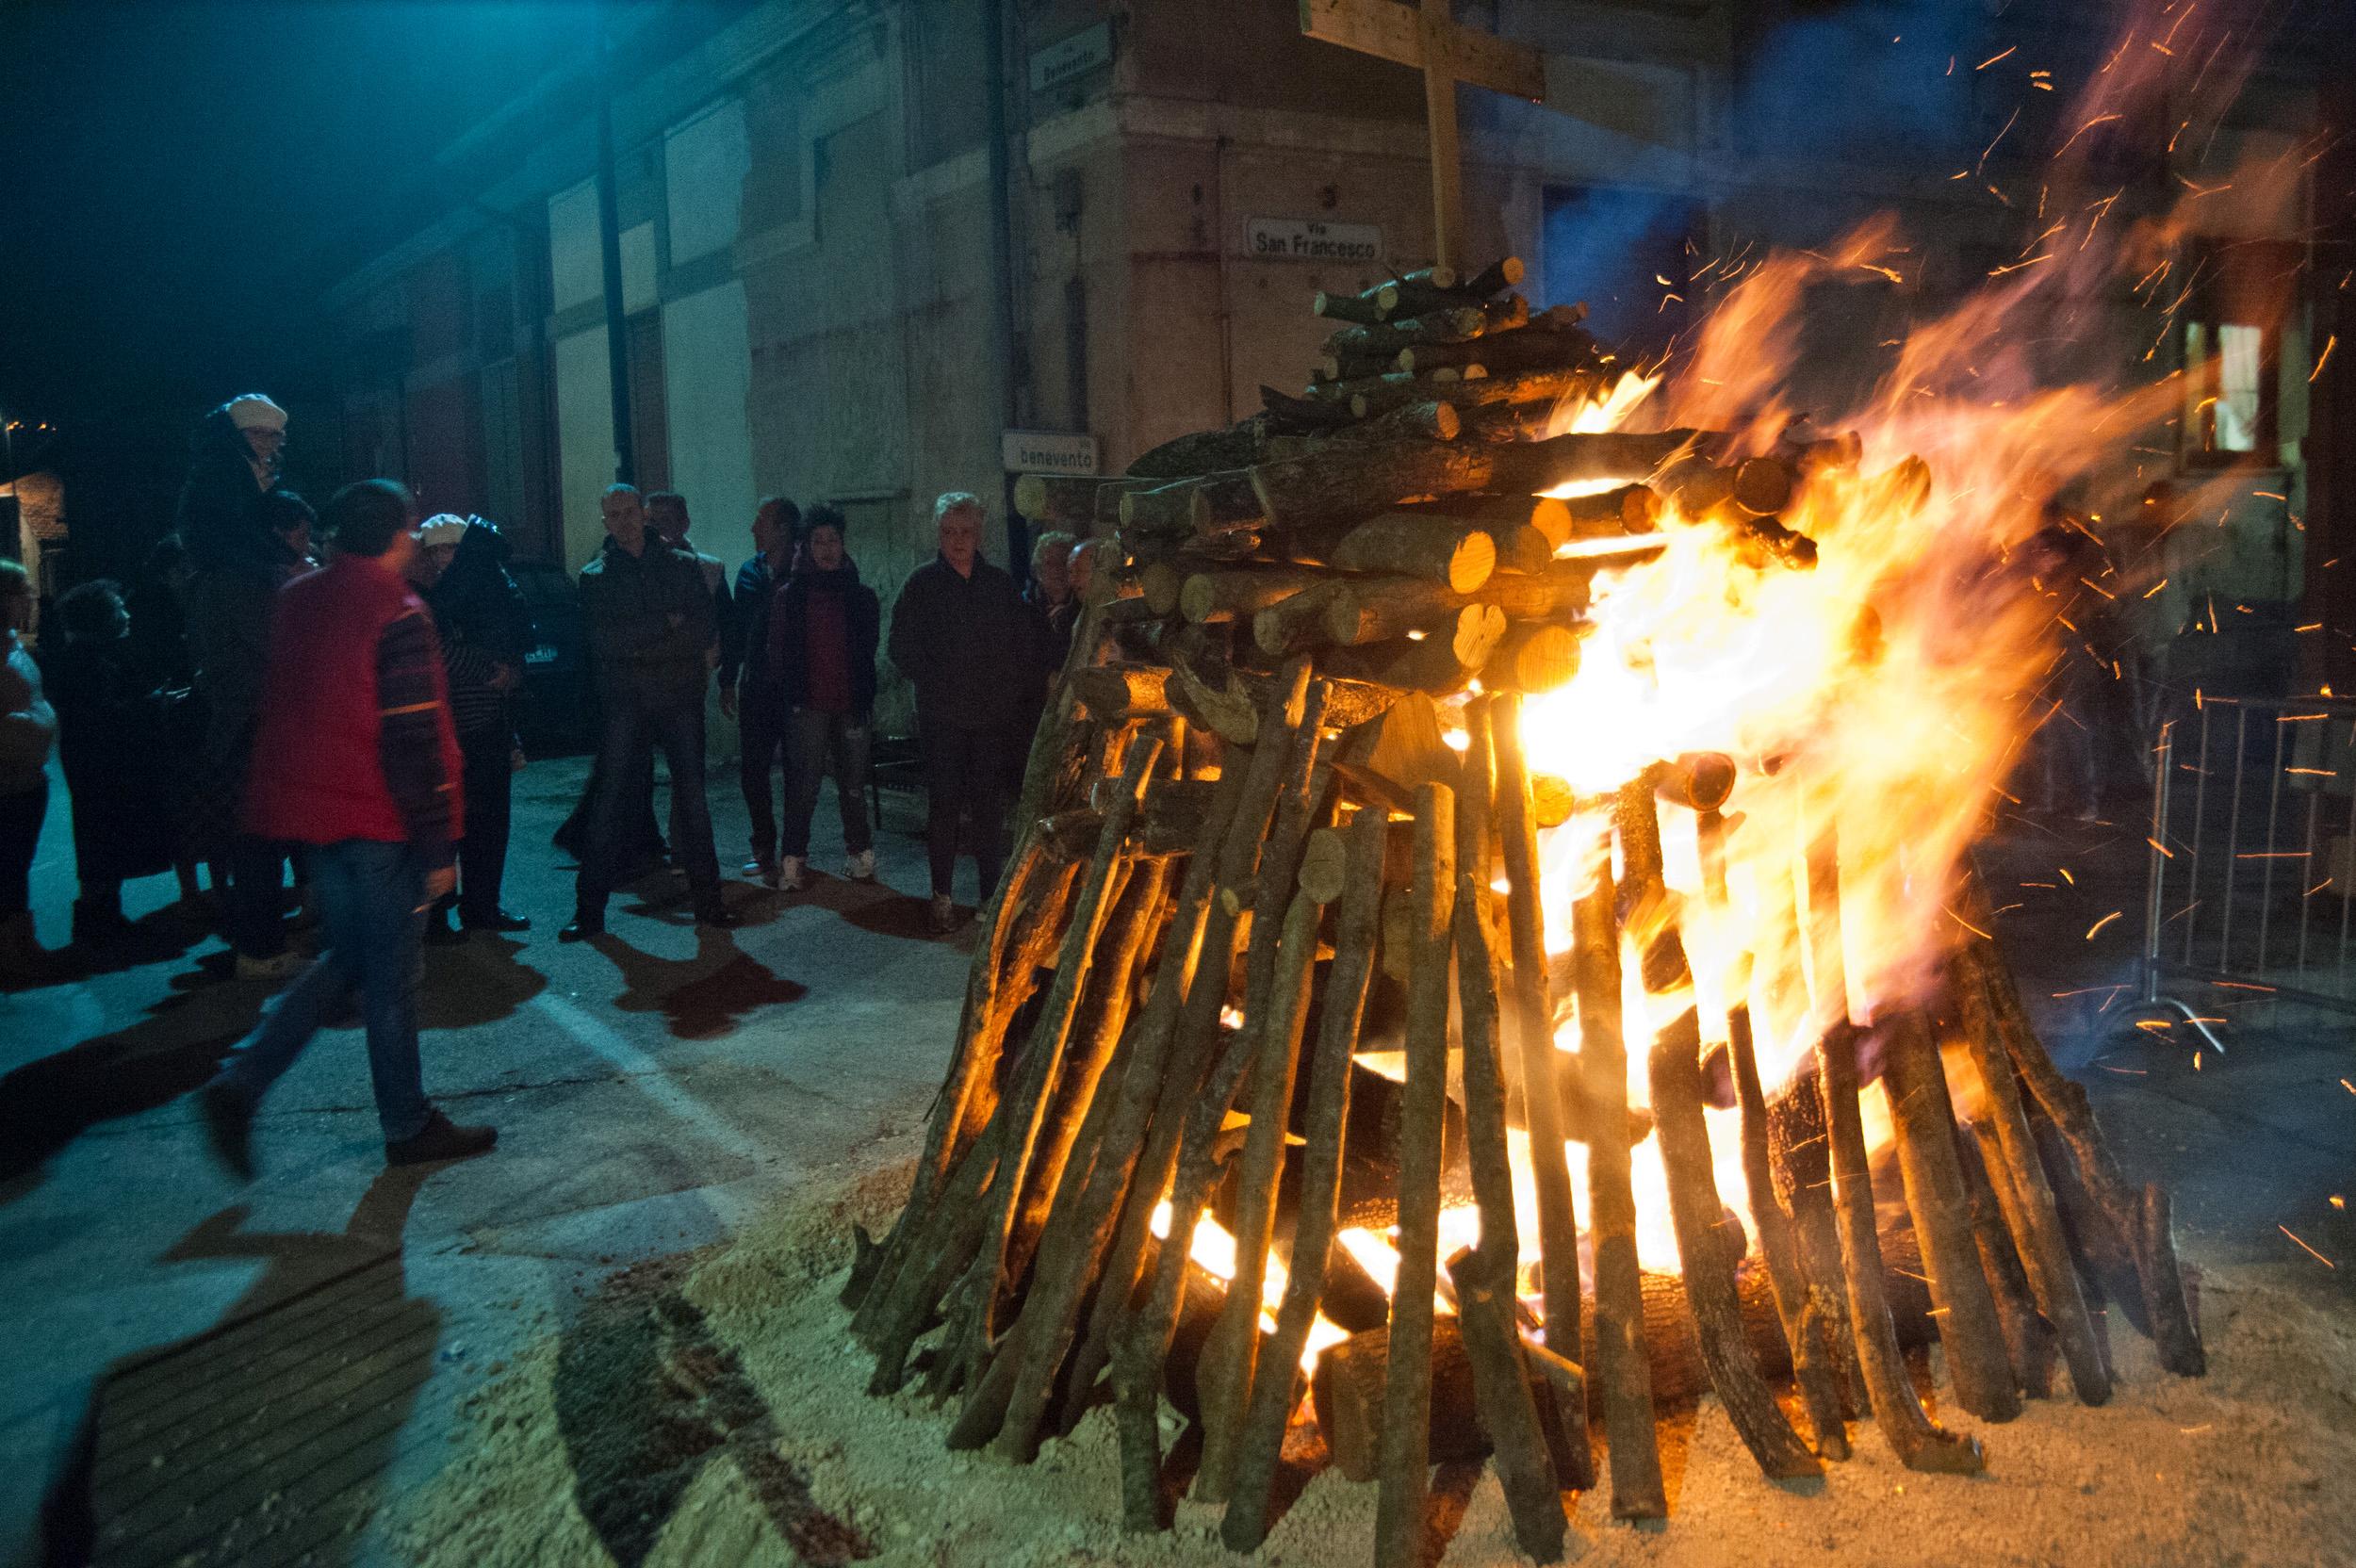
0, 754, 972, 1565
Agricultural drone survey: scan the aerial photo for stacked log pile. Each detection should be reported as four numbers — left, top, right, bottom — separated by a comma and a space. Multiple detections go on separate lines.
841, 259, 2205, 1564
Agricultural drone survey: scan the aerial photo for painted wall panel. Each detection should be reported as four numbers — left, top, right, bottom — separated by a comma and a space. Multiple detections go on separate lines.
666, 100, 751, 264
554, 326, 615, 569
661, 280, 760, 574
550, 180, 603, 313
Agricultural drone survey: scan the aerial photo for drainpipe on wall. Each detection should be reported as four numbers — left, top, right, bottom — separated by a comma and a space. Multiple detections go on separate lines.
595, 2, 636, 486
982, 0, 1033, 576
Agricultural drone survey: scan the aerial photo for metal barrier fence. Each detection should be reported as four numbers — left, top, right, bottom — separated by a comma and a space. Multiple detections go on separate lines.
2139, 694, 2356, 1048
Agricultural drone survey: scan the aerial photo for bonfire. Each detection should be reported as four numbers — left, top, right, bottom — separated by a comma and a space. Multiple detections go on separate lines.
843, 67, 2224, 1549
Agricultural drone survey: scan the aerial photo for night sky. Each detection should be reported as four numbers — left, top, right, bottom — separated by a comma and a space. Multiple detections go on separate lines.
0, 1, 595, 562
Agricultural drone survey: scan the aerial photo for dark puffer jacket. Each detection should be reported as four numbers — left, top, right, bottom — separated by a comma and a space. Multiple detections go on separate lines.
578, 535, 715, 705
887, 554, 1043, 734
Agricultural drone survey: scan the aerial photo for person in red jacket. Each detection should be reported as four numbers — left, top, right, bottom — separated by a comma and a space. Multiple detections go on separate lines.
196, 480, 496, 1177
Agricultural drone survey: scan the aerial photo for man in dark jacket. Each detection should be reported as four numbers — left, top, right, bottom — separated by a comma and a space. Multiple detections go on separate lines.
723, 496, 796, 881
888, 491, 1041, 933
196, 480, 495, 1177
562, 484, 731, 939
418, 514, 534, 939
768, 503, 879, 892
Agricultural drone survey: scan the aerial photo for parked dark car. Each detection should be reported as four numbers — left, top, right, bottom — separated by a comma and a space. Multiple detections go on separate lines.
508, 560, 591, 756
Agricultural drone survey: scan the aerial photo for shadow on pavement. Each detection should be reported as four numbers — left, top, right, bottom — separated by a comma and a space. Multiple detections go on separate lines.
47, 904, 210, 984
42, 1164, 442, 1567
789, 873, 961, 943
552, 1250, 871, 1567
421, 935, 549, 1031
589, 929, 808, 1040
0, 987, 261, 1190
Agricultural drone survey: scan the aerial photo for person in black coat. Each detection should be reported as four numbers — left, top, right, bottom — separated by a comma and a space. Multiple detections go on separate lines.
417, 514, 535, 939
48, 580, 180, 947
175, 398, 308, 980
723, 495, 797, 881
766, 503, 880, 891
888, 491, 1043, 932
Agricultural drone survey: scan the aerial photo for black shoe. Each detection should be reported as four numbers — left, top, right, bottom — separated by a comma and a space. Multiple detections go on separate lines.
694, 902, 738, 929
198, 1081, 255, 1183
558, 915, 603, 942
384, 1109, 498, 1167
462, 908, 532, 934
421, 910, 466, 946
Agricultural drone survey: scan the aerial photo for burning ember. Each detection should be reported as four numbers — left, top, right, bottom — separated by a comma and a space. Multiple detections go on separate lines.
841, 12, 2248, 1561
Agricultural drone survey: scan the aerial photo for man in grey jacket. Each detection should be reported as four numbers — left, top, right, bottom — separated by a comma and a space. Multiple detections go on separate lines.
561, 485, 732, 939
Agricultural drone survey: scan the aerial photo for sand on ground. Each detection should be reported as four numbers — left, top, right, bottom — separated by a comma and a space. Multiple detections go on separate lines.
386, 1148, 2356, 1568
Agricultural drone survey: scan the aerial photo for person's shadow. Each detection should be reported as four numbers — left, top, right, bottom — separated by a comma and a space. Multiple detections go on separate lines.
419, 932, 548, 1031
788, 871, 962, 943
0, 979, 261, 1193
586, 929, 807, 1040
42, 1164, 441, 1567
552, 1251, 873, 1566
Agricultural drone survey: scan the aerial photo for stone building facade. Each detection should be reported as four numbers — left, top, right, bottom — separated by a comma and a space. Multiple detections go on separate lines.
316, 0, 2343, 726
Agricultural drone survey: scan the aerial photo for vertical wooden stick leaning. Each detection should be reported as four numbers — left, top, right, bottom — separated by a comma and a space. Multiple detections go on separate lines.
1802, 806, 1985, 1474
1952, 1096, 2059, 1398
1195, 678, 1338, 1498
1113, 1031, 1259, 1532
1374, 781, 1456, 1568
1962, 921, 2205, 1379
1488, 692, 1595, 1490
1571, 816, 1669, 1518
1758, 833, 1864, 1411
1221, 808, 1387, 1554
1006, 859, 1169, 1285
1194, 883, 1329, 1500
1623, 777, 1814, 1478
1879, 1010, 2021, 1423
1648, 1000, 1823, 1478
1443, 703, 1568, 1560
853, 848, 1072, 1342
976, 763, 1251, 1459
1053, 661, 1317, 1441
1696, 798, 1850, 1459
939, 738, 1163, 1403
1947, 950, 2112, 1405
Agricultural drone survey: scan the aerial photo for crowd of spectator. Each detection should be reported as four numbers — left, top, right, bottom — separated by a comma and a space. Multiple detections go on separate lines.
0, 392, 1082, 1175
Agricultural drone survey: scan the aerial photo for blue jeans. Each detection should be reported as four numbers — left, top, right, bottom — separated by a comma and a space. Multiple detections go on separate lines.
783, 708, 873, 859
210, 839, 432, 1143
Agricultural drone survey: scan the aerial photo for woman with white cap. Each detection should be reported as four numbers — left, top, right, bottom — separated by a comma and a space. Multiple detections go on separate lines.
175, 394, 306, 980
410, 514, 534, 939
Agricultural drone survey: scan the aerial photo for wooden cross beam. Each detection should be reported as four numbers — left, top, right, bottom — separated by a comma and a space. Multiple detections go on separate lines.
1301, 0, 1545, 277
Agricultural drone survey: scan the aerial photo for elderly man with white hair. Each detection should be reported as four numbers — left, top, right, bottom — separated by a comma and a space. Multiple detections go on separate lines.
888, 491, 1045, 933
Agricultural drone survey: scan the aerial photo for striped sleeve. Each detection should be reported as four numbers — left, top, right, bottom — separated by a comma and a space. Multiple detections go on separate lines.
377, 606, 459, 868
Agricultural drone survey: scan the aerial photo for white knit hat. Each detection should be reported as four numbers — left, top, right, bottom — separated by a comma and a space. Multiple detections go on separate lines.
222, 394, 287, 433
418, 514, 468, 547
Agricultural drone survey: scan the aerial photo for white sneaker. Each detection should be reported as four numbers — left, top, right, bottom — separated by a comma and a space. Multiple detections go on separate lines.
845, 849, 876, 882
778, 855, 808, 892
235, 949, 305, 983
